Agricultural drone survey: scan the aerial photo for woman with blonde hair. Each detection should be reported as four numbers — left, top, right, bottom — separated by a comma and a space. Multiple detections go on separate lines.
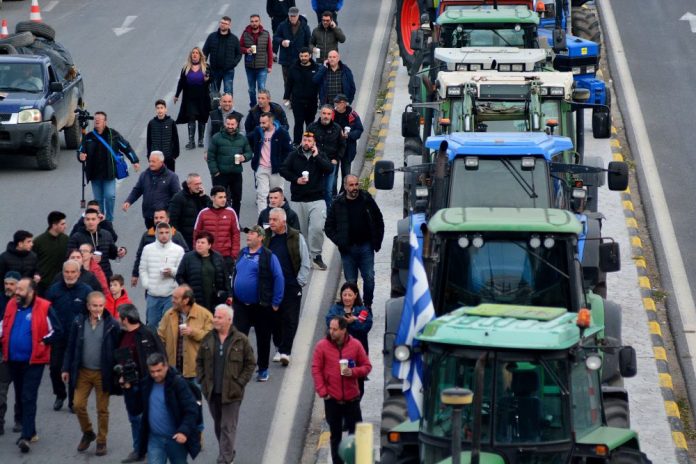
174, 47, 211, 149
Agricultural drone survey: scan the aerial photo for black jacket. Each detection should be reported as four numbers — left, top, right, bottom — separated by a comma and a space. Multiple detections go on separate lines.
147, 116, 180, 160
44, 280, 92, 343
78, 127, 139, 182
62, 312, 121, 394
125, 367, 201, 459
244, 102, 289, 136
51, 270, 103, 294
168, 181, 211, 249
70, 217, 118, 243
0, 242, 38, 279
284, 58, 320, 102
203, 30, 242, 72
119, 324, 166, 380
273, 16, 311, 66
307, 119, 346, 161
249, 122, 294, 173
125, 167, 181, 221
67, 229, 118, 278
267, 0, 296, 18
131, 227, 189, 278
280, 147, 333, 202
175, 250, 230, 312
325, 190, 385, 252
257, 200, 301, 231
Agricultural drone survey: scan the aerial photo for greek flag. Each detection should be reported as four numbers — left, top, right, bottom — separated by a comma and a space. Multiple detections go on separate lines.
392, 227, 436, 420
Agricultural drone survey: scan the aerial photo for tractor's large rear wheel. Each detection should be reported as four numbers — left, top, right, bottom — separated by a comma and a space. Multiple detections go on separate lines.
604, 395, 630, 428
609, 448, 653, 464
572, 7, 601, 44
396, 0, 423, 69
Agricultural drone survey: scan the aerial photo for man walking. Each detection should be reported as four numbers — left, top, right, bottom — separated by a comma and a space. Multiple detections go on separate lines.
123, 151, 181, 229
233, 225, 284, 381
123, 352, 201, 464
263, 208, 310, 366
147, 100, 180, 172
33, 211, 68, 295
197, 304, 255, 464
176, 231, 230, 313
310, 12, 345, 62
194, 186, 241, 277
308, 105, 346, 207
71, 200, 119, 242
0, 271, 20, 436
0, 230, 38, 280
250, 112, 294, 214
61, 291, 120, 456
0, 277, 62, 453
257, 187, 301, 231
204, 94, 244, 160
207, 116, 253, 218
45, 260, 92, 412
68, 208, 127, 278
241, 14, 273, 108
314, 50, 356, 105
280, 131, 332, 270
245, 89, 290, 136
273, 7, 311, 98
203, 16, 243, 95
139, 223, 185, 329
266, 0, 297, 34
325, 175, 385, 309
78, 111, 140, 221
311, 2, 344, 24
169, 173, 211, 249
312, 316, 371, 464
333, 94, 364, 182
284, 47, 320, 144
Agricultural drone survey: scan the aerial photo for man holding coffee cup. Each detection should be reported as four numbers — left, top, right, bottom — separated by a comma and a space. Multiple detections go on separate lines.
241, 14, 273, 108
311, 316, 371, 464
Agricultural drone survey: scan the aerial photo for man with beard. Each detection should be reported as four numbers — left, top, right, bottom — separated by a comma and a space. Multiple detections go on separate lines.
307, 105, 345, 208
0, 271, 20, 435
273, 7, 311, 98
169, 173, 211, 249
204, 94, 244, 161
284, 47, 320, 145
332, 94, 364, 184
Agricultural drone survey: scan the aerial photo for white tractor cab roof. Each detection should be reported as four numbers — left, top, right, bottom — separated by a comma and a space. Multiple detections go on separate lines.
436, 70, 574, 100
434, 47, 549, 72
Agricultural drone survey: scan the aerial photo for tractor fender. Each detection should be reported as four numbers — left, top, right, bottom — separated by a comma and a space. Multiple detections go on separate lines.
581, 212, 604, 289
602, 300, 623, 385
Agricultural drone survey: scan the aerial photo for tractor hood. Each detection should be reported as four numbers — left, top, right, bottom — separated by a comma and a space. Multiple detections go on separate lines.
435, 47, 548, 71
428, 207, 582, 235
425, 131, 573, 160
436, 6, 539, 25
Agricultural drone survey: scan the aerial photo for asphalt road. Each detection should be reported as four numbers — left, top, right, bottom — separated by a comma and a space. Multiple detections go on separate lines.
0, 0, 388, 462
599, 0, 696, 416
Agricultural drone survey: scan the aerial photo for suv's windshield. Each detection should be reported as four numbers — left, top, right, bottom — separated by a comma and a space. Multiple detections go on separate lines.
439, 236, 572, 313
439, 24, 533, 48
449, 157, 551, 208
0, 63, 44, 93
449, 99, 563, 133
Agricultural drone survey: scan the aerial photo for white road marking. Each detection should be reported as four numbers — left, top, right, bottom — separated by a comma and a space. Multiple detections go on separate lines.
260, 0, 393, 462
44, 0, 59, 12
113, 15, 137, 37
599, 0, 696, 364
217, 4, 229, 16
680, 12, 696, 33
205, 20, 218, 35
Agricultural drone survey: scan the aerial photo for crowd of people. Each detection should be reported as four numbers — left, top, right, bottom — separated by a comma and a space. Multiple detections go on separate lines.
0, 2, 387, 464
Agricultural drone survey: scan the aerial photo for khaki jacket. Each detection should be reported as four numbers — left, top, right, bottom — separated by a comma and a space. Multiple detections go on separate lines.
158, 303, 213, 378
197, 328, 256, 403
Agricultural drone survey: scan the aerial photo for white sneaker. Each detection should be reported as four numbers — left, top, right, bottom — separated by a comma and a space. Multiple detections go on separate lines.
280, 354, 290, 366
272, 351, 281, 363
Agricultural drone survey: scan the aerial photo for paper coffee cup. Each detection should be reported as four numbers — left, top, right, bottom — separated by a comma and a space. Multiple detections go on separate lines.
93, 251, 102, 256
235, 154, 243, 164
339, 359, 349, 374
344, 127, 351, 135
179, 323, 186, 331
313, 48, 320, 59
251, 45, 257, 54
301, 170, 309, 181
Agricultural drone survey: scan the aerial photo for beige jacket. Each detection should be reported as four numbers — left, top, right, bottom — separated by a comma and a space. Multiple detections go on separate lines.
158, 303, 213, 378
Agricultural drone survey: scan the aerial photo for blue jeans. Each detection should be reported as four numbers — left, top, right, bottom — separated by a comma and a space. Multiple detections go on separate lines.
148, 433, 188, 464
211, 69, 235, 95
245, 67, 268, 107
126, 405, 142, 453
341, 243, 376, 307
325, 163, 339, 208
146, 294, 172, 329
8, 362, 44, 440
90, 179, 116, 221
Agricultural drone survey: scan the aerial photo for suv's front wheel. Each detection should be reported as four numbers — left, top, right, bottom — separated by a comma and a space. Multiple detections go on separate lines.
36, 124, 59, 170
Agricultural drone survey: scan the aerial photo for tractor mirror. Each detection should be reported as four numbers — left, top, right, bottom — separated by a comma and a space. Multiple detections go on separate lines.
374, 160, 395, 190
553, 28, 566, 52
410, 30, 425, 51
599, 242, 621, 273
592, 107, 612, 138
607, 161, 629, 191
619, 346, 637, 378
402, 110, 421, 138
572, 88, 591, 102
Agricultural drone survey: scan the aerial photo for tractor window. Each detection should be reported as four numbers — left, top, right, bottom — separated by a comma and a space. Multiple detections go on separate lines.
570, 361, 602, 436
475, 100, 529, 132
440, 237, 571, 312
439, 24, 527, 48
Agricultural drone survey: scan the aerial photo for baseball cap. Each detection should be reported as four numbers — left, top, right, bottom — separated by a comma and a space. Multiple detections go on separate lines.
288, 7, 300, 16
333, 94, 348, 103
4, 271, 21, 282
243, 225, 266, 235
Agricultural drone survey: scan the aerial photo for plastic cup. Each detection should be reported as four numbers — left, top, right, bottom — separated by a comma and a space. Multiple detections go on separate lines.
313, 48, 320, 59
301, 170, 309, 181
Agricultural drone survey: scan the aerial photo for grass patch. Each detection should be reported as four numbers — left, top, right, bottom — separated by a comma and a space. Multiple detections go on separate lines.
359, 177, 371, 191
676, 397, 696, 440
651, 289, 668, 302
375, 88, 388, 113
365, 146, 376, 160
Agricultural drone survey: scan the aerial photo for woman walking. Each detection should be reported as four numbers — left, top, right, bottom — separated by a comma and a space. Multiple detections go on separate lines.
174, 47, 211, 149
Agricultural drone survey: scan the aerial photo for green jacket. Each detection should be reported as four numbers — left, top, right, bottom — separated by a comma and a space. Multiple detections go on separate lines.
197, 327, 256, 403
207, 130, 252, 176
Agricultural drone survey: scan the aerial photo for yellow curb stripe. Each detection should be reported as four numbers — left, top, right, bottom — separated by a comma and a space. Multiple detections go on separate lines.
610, 139, 621, 148
631, 236, 642, 248
625, 217, 638, 228
638, 276, 651, 289
387, 81, 395, 89
649, 321, 662, 337
654, 347, 667, 361
613, 153, 624, 162
643, 298, 656, 311
673, 432, 688, 449
317, 431, 331, 449
634, 258, 646, 268
378, 128, 388, 138
375, 142, 385, 151
659, 373, 674, 389
622, 200, 634, 211
665, 401, 681, 418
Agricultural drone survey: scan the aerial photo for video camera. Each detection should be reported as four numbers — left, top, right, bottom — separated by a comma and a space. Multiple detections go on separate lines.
74, 107, 93, 131
113, 347, 139, 385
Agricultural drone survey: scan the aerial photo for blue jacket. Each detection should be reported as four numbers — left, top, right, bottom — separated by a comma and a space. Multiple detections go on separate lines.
273, 16, 312, 66
311, 0, 344, 12
325, 303, 372, 353
44, 280, 92, 343
250, 121, 294, 174
61, 311, 121, 394
313, 61, 356, 104
233, 247, 285, 307
125, 167, 181, 220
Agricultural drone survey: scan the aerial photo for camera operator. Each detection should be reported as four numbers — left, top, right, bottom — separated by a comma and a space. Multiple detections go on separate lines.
116, 304, 165, 463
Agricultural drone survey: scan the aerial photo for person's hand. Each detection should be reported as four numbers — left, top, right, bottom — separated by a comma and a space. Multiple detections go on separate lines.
330, 20, 336, 29
33, 274, 41, 283
247, 48, 253, 55
173, 433, 187, 444
214, 172, 220, 177
61, 372, 69, 384
173, 96, 179, 104
203, 151, 208, 162
344, 314, 356, 324
342, 131, 348, 139
117, 247, 127, 258
161, 268, 173, 278
97, 212, 105, 221
79, 152, 87, 162
341, 367, 353, 377
130, 276, 138, 287
282, 40, 290, 48
311, 145, 318, 157
180, 326, 193, 336
272, 305, 279, 312
323, 59, 328, 67
297, 176, 308, 185
133, 163, 140, 172
118, 376, 131, 389
122, 202, 130, 212
331, 159, 337, 165
267, 67, 272, 74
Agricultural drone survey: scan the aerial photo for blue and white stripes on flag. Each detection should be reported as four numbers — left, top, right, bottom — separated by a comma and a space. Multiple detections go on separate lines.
392, 227, 436, 421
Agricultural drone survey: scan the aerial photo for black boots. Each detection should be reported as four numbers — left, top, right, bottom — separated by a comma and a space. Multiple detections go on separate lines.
186, 122, 195, 149
197, 121, 205, 148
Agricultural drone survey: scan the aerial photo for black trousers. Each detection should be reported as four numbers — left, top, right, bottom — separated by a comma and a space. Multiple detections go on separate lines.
291, 99, 318, 144
49, 341, 71, 404
213, 172, 243, 218
233, 302, 274, 370
275, 286, 302, 355
324, 398, 361, 464
0, 360, 17, 428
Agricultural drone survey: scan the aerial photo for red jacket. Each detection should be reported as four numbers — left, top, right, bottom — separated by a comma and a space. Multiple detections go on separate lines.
89, 259, 109, 294
312, 334, 371, 401
193, 206, 240, 259
105, 289, 132, 318
1, 296, 54, 364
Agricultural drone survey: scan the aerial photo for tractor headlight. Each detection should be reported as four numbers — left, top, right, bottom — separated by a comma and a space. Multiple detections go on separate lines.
498, 64, 511, 72
394, 345, 411, 362
469, 63, 482, 71
446, 86, 462, 96
511, 64, 524, 72
572, 66, 582, 75
586, 355, 602, 371
549, 87, 565, 97
18, 109, 41, 124
586, 65, 596, 74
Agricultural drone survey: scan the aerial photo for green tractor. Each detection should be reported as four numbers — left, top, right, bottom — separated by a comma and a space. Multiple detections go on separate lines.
380, 207, 636, 462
